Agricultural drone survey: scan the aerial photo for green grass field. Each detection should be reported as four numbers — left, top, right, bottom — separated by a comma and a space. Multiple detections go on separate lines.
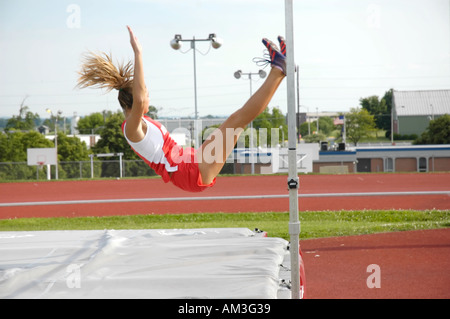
1, 209, 449, 240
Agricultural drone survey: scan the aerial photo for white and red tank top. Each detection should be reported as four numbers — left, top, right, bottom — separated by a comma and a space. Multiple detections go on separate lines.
122, 116, 181, 183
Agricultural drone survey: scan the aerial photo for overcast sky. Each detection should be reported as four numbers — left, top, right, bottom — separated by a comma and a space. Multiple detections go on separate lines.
1, 0, 449, 120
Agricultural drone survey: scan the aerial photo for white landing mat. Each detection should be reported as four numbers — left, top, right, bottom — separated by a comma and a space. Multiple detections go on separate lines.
0, 228, 295, 299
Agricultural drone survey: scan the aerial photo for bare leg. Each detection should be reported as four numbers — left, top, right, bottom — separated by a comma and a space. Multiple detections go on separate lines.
197, 67, 285, 185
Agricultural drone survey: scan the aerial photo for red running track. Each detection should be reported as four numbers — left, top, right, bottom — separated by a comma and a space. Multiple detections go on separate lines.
301, 228, 450, 299
0, 173, 449, 219
1, 173, 449, 299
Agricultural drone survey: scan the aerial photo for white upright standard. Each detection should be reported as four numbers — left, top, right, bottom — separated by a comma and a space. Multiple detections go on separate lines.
285, 0, 301, 299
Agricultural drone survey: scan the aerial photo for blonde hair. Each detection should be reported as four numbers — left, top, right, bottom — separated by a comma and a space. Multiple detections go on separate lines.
77, 52, 134, 110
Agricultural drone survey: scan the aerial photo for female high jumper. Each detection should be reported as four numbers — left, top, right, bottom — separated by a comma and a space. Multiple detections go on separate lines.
77, 26, 286, 192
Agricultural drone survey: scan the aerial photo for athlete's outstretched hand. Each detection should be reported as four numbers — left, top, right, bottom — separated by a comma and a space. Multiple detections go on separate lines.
127, 25, 142, 54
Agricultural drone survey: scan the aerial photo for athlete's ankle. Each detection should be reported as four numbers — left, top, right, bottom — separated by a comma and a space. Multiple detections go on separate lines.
270, 66, 286, 78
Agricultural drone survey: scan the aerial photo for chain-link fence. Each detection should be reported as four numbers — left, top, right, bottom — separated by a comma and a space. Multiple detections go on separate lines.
0, 160, 158, 181
0, 159, 236, 181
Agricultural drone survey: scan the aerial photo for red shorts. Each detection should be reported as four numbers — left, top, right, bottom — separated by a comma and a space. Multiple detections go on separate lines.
170, 148, 216, 193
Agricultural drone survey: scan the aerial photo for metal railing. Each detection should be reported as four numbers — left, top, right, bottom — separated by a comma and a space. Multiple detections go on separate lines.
0, 160, 157, 181
0, 160, 236, 181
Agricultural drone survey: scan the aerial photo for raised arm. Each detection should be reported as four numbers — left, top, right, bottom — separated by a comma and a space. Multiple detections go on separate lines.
124, 25, 149, 142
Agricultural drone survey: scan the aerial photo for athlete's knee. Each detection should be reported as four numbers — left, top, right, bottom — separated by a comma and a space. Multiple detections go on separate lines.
197, 163, 217, 185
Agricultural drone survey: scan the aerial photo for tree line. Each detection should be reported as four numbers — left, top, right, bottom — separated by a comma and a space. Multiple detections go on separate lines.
0, 110, 156, 180
1, 92, 448, 180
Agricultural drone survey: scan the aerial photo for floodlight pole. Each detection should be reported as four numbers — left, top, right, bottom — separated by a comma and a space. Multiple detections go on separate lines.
46, 108, 61, 180
171, 34, 222, 148
234, 70, 267, 174
285, 0, 301, 299
191, 38, 200, 149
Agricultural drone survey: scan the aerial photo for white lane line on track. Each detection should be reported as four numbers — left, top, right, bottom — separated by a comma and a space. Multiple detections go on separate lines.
0, 191, 449, 207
